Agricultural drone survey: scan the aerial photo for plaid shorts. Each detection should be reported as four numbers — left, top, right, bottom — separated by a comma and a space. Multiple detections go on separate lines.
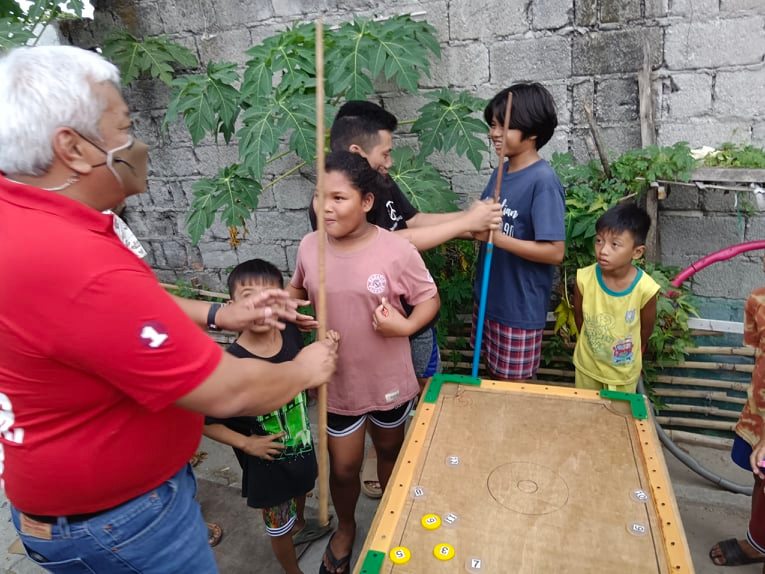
471, 306, 543, 380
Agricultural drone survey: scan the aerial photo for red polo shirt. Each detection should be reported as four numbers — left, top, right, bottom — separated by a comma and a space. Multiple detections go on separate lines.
0, 176, 223, 515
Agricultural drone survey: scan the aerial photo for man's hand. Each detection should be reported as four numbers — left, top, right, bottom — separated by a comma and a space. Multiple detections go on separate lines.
293, 332, 339, 389
295, 309, 319, 332
240, 432, 287, 461
471, 230, 490, 243
464, 199, 502, 233
372, 297, 410, 337
216, 289, 308, 331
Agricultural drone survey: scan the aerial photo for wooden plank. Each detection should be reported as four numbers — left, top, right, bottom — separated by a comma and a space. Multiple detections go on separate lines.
357, 382, 692, 573
692, 167, 765, 184
652, 388, 746, 406
656, 403, 741, 419
639, 40, 659, 262
653, 375, 749, 392
655, 416, 736, 432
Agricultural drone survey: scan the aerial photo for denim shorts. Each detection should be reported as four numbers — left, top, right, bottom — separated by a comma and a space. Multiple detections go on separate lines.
11, 464, 217, 573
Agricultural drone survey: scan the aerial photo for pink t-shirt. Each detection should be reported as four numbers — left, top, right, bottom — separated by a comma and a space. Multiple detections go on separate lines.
291, 227, 438, 415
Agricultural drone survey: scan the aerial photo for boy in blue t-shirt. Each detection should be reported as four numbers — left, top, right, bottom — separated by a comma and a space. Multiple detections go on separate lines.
472, 82, 566, 380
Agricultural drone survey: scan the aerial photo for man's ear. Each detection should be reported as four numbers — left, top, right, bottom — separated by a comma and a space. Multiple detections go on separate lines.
632, 245, 646, 260
51, 128, 94, 175
362, 192, 375, 213
348, 143, 366, 158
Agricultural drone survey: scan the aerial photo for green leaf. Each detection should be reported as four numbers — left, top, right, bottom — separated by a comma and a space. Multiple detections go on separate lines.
412, 89, 489, 170
0, 1, 24, 19
0, 17, 33, 48
103, 30, 198, 86
276, 93, 317, 164
389, 147, 459, 213
237, 96, 281, 181
165, 62, 240, 145
64, 0, 82, 16
186, 164, 261, 244
242, 45, 274, 100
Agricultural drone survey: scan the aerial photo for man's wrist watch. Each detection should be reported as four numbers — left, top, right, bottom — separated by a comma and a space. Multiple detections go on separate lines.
207, 303, 222, 331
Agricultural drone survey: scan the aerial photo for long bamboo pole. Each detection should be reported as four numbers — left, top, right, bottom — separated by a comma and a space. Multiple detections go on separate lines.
314, 19, 330, 528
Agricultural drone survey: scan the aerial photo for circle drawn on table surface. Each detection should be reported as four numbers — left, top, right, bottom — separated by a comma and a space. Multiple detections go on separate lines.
487, 461, 569, 515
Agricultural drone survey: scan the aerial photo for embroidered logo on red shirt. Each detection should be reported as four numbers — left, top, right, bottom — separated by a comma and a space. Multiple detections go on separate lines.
140, 323, 169, 348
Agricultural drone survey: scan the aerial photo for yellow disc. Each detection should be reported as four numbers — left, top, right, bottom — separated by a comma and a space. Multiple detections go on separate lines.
389, 546, 411, 564
421, 513, 441, 530
433, 543, 455, 561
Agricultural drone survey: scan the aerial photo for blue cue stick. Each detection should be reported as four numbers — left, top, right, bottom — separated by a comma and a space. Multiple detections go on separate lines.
471, 242, 494, 377
472, 93, 513, 378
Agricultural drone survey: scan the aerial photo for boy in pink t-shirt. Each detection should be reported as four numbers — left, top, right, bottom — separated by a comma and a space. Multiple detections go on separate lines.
289, 151, 439, 574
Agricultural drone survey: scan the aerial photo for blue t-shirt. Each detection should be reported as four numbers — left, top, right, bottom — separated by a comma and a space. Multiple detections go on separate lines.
473, 159, 566, 329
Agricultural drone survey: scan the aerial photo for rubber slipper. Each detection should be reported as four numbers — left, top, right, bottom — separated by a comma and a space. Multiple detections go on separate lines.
293, 516, 333, 545
709, 538, 765, 566
207, 522, 223, 547
360, 453, 382, 499
319, 533, 352, 574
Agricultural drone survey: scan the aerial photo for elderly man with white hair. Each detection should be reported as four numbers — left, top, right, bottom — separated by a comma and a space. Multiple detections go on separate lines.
0, 45, 337, 573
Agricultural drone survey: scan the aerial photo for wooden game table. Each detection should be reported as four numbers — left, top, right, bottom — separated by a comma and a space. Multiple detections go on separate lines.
355, 374, 693, 573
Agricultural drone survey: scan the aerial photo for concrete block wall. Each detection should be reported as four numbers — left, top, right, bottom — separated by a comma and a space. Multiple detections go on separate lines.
63, 0, 765, 300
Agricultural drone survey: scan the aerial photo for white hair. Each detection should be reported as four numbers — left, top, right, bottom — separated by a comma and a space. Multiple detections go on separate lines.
0, 46, 121, 176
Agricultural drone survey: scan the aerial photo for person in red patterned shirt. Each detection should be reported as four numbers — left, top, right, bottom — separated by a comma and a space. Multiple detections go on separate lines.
710, 276, 765, 567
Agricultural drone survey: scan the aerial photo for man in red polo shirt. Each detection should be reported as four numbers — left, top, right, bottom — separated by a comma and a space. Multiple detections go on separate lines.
0, 46, 337, 573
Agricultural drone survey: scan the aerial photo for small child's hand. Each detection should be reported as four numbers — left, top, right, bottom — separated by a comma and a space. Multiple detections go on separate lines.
372, 297, 409, 337
241, 432, 287, 461
325, 329, 341, 348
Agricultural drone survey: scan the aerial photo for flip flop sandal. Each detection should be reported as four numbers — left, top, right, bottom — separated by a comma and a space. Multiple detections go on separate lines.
360, 456, 382, 499
319, 533, 352, 574
207, 522, 223, 547
709, 538, 765, 566
293, 516, 333, 545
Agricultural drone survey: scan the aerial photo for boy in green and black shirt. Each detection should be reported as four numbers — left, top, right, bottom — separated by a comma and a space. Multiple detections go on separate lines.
204, 259, 338, 574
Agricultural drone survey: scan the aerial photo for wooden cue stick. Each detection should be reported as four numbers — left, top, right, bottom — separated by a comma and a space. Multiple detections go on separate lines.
314, 18, 330, 527
471, 94, 513, 377
488, 93, 513, 242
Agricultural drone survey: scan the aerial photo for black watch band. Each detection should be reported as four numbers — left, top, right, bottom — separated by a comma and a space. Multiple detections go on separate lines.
207, 303, 221, 331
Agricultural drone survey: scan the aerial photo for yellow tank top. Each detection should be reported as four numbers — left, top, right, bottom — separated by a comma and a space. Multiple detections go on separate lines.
573, 263, 660, 386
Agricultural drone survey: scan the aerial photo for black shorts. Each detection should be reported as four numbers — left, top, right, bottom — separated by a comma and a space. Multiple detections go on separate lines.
327, 399, 415, 438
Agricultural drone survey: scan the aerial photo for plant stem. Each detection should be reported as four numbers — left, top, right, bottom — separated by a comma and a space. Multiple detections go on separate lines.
262, 160, 307, 190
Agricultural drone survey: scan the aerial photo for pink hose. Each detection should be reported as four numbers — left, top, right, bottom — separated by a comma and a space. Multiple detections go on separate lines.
670, 240, 765, 287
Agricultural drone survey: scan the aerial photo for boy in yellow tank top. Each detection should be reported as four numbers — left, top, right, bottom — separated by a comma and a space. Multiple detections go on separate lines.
573, 203, 660, 393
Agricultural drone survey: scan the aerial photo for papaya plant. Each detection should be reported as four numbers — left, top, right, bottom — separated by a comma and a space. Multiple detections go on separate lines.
156, 16, 489, 244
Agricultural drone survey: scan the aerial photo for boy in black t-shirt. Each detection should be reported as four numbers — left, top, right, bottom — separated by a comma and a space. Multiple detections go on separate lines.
204, 259, 338, 574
